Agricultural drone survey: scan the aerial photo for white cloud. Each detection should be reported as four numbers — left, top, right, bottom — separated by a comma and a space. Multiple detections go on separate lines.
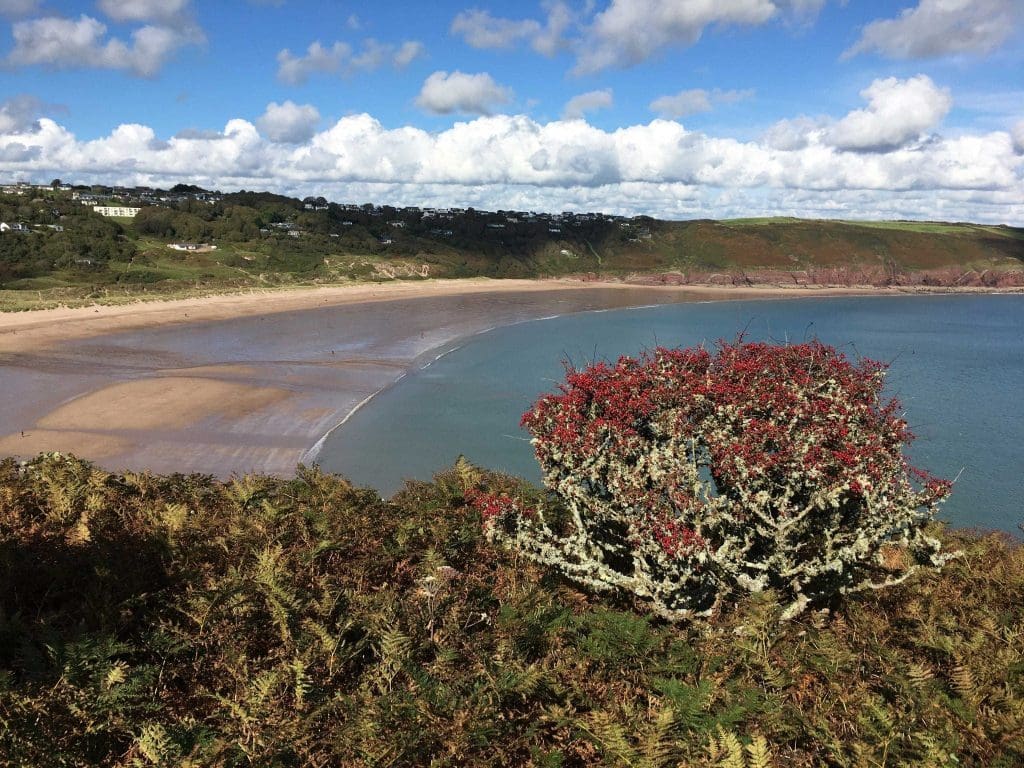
845, 0, 1018, 60
256, 101, 321, 144
650, 88, 753, 118
277, 38, 425, 84
415, 71, 512, 115
762, 116, 822, 151
0, 94, 49, 134
451, 9, 540, 49
563, 89, 613, 120
0, 0, 40, 17
393, 40, 426, 67
450, 2, 574, 56
826, 75, 952, 152
97, 0, 192, 23
776, 0, 826, 23
1012, 121, 1024, 154
1, 80, 1021, 224
575, 0, 777, 74
651, 89, 712, 117
5, 14, 200, 76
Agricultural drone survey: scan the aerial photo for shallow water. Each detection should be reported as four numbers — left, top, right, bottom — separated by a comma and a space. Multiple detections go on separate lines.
318, 294, 1024, 534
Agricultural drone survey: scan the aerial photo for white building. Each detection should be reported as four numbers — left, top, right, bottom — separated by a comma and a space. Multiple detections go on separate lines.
94, 206, 142, 218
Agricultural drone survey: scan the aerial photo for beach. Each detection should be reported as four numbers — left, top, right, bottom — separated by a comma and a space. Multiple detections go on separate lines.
0, 278, 934, 478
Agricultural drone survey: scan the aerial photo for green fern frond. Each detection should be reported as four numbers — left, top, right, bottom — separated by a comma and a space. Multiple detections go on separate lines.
950, 660, 977, 703
707, 728, 746, 768
745, 734, 773, 768
226, 474, 268, 510
161, 502, 189, 532
292, 657, 311, 710
454, 455, 482, 492
374, 627, 412, 692
104, 660, 129, 690
135, 723, 179, 765
583, 710, 638, 766
907, 662, 935, 688
637, 705, 678, 768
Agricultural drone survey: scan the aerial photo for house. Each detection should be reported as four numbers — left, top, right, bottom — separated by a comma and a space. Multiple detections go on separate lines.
168, 243, 217, 252
0, 222, 30, 233
94, 206, 141, 218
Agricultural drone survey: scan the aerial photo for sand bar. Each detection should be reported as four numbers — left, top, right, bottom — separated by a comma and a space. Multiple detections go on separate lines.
0, 278, 945, 478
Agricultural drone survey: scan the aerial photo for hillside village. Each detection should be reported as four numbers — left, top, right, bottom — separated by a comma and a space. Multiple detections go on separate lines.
1, 178, 1022, 308
0, 179, 647, 246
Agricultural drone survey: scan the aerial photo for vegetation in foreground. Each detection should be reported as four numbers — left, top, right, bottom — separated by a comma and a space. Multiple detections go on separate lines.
2, 453, 1022, 766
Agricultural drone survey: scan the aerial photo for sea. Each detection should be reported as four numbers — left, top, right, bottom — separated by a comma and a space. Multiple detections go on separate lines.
317, 294, 1024, 535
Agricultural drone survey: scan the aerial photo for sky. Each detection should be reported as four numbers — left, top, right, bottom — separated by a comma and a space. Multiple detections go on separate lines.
0, 0, 1022, 223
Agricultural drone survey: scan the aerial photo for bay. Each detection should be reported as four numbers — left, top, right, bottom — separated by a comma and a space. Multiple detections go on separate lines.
318, 294, 1024, 534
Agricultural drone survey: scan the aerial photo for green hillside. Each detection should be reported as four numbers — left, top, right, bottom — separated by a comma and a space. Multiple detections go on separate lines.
2, 185, 1022, 310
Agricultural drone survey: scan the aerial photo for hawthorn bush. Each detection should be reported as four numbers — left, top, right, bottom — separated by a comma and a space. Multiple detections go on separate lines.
475, 339, 953, 620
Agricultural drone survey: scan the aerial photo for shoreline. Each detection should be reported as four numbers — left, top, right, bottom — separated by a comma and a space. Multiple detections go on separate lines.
1, 278, 1017, 479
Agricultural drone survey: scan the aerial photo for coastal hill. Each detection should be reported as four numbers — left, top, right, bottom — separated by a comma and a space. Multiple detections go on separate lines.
1, 181, 1022, 308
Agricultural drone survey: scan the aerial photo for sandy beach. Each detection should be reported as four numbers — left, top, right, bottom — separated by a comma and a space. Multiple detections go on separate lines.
0, 278, 932, 477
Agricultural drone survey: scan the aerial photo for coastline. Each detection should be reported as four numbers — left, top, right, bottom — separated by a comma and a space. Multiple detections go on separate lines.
0, 278, 1013, 479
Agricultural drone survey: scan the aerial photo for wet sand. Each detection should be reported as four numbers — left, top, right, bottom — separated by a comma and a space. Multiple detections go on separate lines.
0, 279, 892, 477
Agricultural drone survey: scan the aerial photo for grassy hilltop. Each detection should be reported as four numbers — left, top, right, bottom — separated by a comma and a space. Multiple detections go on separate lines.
2, 454, 1022, 766
2, 185, 1022, 310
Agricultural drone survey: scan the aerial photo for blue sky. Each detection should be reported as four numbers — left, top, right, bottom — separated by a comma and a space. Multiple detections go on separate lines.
1, 0, 1022, 222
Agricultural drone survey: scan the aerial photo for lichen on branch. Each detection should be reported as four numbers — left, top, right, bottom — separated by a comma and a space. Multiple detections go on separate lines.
473, 339, 954, 621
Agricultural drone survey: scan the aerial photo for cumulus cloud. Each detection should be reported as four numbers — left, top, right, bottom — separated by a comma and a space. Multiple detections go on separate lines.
0, 94, 50, 134
393, 40, 426, 67
256, 101, 321, 144
415, 71, 512, 115
651, 90, 712, 117
575, 0, 777, 74
1, 80, 1021, 224
650, 88, 753, 118
450, 2, 574, 56
826, 75, 952, 152
5, 14, 201, 76
97, 0, 192, 23
451, 9, 540, 49
277, 38, 425, 84
762, 116, 822, 151
0, 0, 40, 17
563, 89, 613, 120
1012, 121, 1024, 154
845, 0, 1018, 60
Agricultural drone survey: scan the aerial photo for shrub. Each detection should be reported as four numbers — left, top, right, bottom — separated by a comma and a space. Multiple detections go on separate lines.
476, 339, 953, 621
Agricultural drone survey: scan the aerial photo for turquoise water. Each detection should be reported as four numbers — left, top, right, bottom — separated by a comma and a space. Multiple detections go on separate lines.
318, 295, 1024, 534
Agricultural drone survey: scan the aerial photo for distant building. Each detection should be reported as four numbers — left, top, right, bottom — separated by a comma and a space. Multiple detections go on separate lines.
168, 242, 216, 251
95, 206, 141, 218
